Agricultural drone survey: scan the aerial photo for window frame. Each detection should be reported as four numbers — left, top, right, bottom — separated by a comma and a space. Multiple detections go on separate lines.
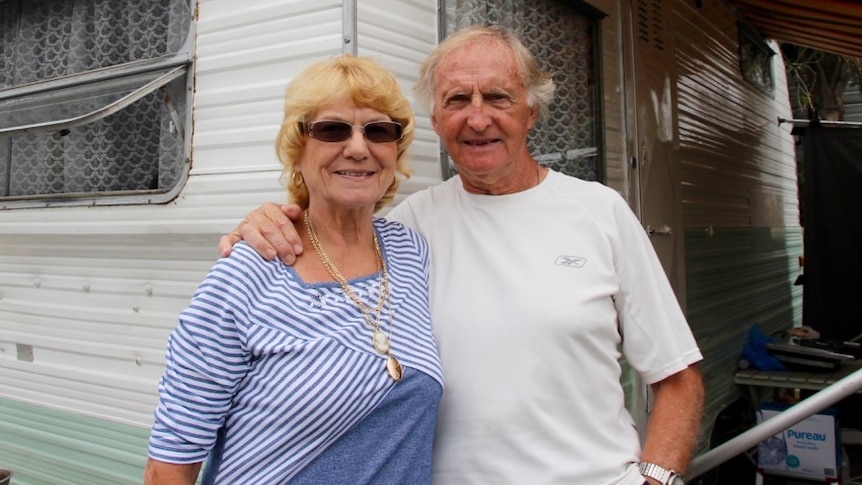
738, 21, 776, 96
0, 1, 195, 209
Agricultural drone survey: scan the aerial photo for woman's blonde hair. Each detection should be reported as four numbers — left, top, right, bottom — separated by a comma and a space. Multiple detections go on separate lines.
275, 55, 415, 211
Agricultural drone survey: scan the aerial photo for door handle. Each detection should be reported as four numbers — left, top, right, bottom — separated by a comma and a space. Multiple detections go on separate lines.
647, 224, 673, 236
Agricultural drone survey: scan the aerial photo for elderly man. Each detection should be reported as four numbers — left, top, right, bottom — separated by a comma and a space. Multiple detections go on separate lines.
220, 26, 704, 485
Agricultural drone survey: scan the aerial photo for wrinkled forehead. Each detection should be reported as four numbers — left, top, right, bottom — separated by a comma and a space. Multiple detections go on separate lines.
433, 41, 524, 94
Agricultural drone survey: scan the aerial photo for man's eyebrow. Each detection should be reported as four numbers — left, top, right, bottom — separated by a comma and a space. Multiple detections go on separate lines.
441, 91, 469, 101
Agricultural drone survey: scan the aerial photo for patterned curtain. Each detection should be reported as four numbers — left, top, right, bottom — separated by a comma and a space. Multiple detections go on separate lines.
444, 0, 600, 181
0, 0, 190, 198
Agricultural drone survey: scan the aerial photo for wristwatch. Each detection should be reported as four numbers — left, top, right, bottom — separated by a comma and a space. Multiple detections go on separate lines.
638, 462, 685, 485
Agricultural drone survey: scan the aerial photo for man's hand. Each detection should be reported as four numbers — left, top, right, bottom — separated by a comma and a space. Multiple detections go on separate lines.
218, 202, 304, 264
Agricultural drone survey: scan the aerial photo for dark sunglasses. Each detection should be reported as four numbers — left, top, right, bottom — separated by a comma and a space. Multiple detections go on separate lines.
300, 120, 403, 143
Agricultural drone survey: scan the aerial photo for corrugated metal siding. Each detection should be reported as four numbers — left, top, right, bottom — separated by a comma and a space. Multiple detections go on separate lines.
0, 230, 217, 483
0, 233, 214, 417
357, 0, 442, 201
673, 0, 802, 447
846, 81, 862, 122
193, 0, 343, 177
0, 397, 150, 485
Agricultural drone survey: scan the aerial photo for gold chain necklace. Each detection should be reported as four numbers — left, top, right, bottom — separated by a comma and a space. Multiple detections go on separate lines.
304, 210, 402, 381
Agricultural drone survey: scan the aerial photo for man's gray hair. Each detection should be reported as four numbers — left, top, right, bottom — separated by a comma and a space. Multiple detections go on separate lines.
414, 25, 556, 120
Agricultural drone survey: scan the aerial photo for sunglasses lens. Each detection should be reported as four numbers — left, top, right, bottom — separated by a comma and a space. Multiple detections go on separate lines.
310, 121, 352, 142
306, 120, 402, 143
364, 121, 403, 143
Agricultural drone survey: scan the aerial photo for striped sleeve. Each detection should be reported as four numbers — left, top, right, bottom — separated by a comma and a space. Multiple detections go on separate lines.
148, 247, 259, 462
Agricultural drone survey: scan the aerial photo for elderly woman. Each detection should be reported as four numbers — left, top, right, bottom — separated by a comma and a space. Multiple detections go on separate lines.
144, 56, 442, 485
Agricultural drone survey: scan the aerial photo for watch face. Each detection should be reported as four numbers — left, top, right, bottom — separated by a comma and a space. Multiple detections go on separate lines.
671, 476, 685, 485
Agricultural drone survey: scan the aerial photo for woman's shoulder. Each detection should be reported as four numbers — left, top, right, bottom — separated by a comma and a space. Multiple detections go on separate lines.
224, 240, 267, 264
374, 217, 429, 254
212, 240, 284, 279
374, 217, 420, 238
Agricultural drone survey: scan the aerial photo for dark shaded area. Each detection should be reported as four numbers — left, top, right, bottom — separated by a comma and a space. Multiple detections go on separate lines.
800, 123, 862, 344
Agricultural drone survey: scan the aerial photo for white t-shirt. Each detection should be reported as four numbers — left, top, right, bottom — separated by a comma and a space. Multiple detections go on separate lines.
388, 170, 702, 485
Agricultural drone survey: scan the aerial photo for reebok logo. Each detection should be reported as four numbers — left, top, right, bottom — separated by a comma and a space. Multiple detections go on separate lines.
555, 256, 586, 268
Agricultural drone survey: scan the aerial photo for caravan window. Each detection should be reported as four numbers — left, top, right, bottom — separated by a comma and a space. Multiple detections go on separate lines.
739, 22, 775, 95
0, 0, 194, 207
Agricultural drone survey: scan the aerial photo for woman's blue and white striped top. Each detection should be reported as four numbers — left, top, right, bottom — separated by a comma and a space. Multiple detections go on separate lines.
148, 218, 443, 484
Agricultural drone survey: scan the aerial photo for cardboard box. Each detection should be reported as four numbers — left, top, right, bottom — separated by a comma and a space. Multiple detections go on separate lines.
757, 403, 841, 480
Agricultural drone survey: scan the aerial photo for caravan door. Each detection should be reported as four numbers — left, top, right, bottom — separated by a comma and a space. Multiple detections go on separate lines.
626, 0, 686, 308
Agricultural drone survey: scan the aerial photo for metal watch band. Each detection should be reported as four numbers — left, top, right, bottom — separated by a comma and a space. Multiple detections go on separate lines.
638, 461, 683, 485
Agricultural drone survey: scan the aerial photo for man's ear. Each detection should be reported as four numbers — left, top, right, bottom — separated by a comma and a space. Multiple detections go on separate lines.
527, 105, 538, 130
431, 112, 442, 136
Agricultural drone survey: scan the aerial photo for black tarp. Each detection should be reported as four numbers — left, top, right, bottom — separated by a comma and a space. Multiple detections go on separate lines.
801, 122, 862, 342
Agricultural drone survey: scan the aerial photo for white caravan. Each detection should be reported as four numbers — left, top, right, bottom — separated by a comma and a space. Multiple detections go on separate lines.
0, 0, 799, 483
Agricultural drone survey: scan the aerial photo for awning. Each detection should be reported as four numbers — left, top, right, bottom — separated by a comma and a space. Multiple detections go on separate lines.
730, 0, 862, 59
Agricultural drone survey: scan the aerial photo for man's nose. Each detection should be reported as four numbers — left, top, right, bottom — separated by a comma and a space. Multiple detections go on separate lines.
466, 95, 492, 131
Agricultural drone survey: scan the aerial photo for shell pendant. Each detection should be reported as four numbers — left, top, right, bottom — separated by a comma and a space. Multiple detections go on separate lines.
387, 355, 403, 381
372, 329, 391, 354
